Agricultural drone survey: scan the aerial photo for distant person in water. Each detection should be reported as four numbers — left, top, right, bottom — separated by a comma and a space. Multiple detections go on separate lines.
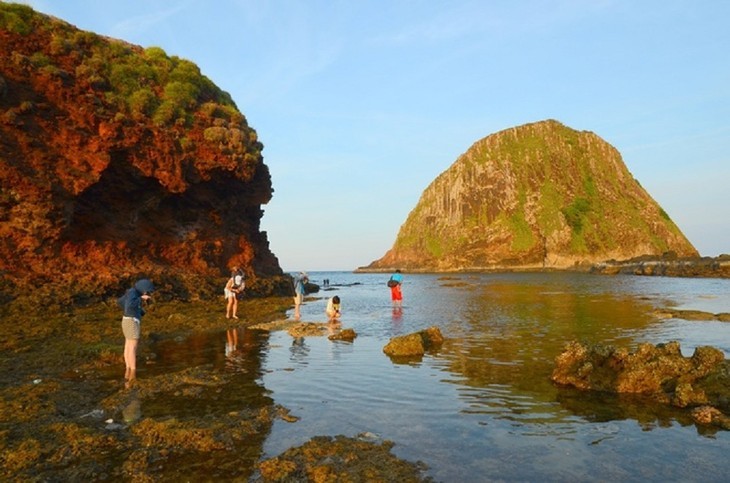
389, 269, 403, 308
117, 278, 155, 385
224, 267, 245, 319
325, 295, 341, 321
293, 272, 308, 320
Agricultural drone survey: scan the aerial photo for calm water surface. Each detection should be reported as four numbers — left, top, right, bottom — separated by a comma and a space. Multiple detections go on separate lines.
258, 272, 730, 482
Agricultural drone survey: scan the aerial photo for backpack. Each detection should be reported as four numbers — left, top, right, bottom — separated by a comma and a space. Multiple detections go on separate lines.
387, 278, 398, 288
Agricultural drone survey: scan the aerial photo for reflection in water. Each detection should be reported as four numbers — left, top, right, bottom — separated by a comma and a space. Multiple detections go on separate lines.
114, 273, 730, 481
441, 279, 657, 399
126, 327, 275, 480
260, 272, 730, 482
121, 394, 141, 424
290, 336, 310, 364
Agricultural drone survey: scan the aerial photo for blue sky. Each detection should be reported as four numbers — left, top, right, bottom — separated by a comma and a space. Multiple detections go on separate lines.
20, 0, 730, 270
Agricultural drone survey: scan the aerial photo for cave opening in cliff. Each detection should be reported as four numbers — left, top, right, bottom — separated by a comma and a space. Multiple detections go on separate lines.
58, 152, 230, 245
61, 154, 258, 250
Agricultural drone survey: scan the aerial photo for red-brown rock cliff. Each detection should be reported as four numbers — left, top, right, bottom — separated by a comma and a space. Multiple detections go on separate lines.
0, 4, 287, 304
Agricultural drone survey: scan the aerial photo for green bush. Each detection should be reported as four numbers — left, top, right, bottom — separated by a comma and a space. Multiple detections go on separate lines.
128, 88, 158, 119
29, 52, 51, 68
109, 63, 145, 96
49, 34, 71, 55
163, 80, 198, 108
2, 4, 246, 132
561, 197, 591, 233
203, 126, 228, 143
0, 3, 35, 35
152, 100, 178, 126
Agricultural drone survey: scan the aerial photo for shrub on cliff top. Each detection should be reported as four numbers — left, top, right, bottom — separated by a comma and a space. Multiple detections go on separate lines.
0, 3, 36, 35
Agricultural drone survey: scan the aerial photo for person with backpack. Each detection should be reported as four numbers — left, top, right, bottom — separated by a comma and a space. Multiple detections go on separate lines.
117, 278, 155, 385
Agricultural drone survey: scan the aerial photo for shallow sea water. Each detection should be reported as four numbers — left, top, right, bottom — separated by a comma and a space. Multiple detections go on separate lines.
257, 272, 730, 482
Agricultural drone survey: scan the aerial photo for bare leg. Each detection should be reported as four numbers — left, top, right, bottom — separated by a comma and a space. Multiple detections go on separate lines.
293, 294, 302, 320
294, 300, 301, 320
226, 296, 234, 318
124, 339, 138, 379
232, 298, 238, 319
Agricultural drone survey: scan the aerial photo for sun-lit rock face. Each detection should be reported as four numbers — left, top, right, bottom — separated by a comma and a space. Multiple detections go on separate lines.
0, 4, 285, 302
366, 120, 698, 272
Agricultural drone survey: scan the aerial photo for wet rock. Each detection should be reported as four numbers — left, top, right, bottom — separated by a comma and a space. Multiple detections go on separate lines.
79, 409, 105, 419
383, 326, 444, 358
552, 341, 724, 396
552, 340, 730, 429
287, 322, 327, 338
673, 382, 708, 408
592, 254, 730, 279
692, 406, 730, 429
255, 435, 431, 482
329, 328, 357, 342
276, 405, 300, 423
651, 308, 730, 321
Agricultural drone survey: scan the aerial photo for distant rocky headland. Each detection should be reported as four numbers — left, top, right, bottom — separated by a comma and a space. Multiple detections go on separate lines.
0, 4, 289, 306
362, 120, 698, 273
591, 253, 730, 278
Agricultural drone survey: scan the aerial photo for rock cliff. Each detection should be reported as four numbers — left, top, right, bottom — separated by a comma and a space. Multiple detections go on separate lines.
0, 4, 287, 304
366, 120, 698, 271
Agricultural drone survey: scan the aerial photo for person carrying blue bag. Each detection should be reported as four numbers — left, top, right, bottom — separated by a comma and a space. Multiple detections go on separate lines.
388, 269, 403, 308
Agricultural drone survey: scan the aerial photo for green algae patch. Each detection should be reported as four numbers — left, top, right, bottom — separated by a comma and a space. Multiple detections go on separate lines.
0, 296, 289, 481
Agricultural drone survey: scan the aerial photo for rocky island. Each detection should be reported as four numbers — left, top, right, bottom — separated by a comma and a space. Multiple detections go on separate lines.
363, 120, 698, 272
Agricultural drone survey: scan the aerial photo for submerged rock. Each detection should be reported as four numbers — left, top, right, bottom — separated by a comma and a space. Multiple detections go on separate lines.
256, 435, 431, 482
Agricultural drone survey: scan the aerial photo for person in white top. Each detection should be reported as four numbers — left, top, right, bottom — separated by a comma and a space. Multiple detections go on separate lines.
325, 295, 341, 321
224, 267, 245, 319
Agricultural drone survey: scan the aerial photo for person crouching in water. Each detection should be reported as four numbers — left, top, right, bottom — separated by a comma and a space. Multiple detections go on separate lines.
118, 278, 155, 384
326, 295, 341, 321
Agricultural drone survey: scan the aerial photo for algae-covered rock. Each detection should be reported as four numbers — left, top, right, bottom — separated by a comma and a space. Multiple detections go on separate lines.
287, 322, 328, 338
329, 328, 357, 342
552, 340, 730, 430
551, 340, 724, 396
692, 406, 730, 430
256, 435, 430, 482
383, 326, 444, 358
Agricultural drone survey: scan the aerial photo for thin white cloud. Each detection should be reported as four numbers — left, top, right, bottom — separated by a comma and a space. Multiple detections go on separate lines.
107, 2, 190, 40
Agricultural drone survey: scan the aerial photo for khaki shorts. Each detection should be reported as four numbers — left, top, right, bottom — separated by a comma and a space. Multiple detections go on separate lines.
293, 293, 303, 305
121, 316, 140, 340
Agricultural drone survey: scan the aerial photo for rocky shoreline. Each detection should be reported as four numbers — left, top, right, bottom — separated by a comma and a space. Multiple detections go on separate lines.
357, 254, 730, 279
3, 273, 730, 480
591, 254, 730, 278
0, 297, 430, 481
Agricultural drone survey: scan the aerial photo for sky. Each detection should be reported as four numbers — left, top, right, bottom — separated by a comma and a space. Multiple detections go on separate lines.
17, 0, 730, 270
